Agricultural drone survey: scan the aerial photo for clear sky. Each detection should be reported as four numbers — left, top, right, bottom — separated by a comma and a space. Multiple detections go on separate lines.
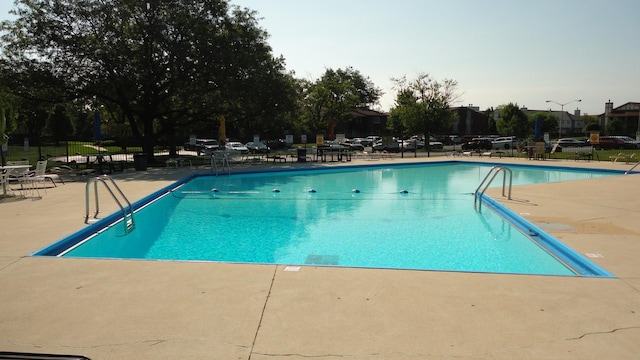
2, 0, 639, 116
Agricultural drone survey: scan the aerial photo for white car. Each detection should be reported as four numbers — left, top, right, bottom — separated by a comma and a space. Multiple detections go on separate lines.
556, 138, 587, 147
492, 136, 517, 149
225, 142, 249, 154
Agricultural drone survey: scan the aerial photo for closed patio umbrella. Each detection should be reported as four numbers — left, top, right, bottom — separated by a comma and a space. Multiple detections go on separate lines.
534, 116, 541, 140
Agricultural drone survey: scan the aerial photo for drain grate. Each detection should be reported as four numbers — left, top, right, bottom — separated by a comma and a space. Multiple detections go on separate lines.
305, 254, 339, 265
534, 222, 576, 231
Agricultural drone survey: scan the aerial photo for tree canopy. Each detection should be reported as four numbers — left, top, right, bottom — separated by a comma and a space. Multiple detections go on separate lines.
0, 0, 295, 159
527, 112, 557, 140
388, 73, 459, 150
300, 67, 382, 138
496, 103, 528, 138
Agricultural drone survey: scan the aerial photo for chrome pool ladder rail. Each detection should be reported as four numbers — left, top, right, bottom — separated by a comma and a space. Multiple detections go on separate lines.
85, 175, 135, 234
474, 165, 513, 209
625, 159, 640, 175
211, 152, 230, 176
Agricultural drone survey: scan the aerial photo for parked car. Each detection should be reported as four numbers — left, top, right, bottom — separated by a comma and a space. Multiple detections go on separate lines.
427, 137, 444, 150
448, 135, 462, 144
546, 142, 562, 153
611, 136, 640, 149
461, 138, 493, 151
491, 136, 517, 149
372, 140, 400, 152
195, 139, 220, 155
587, 136, 638, 150
556, 138, 587, 147
341, 139, 365, 151
245, 141, 270, 154
183, 141, 197, 151
225, 141, 249, 154
361, 136, 381, 147
264, 139, 291, 150
400, 139, 419, 150
322, 140, 348, 150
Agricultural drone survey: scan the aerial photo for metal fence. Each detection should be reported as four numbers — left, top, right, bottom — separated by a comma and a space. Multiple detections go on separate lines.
2, 136, 144, 169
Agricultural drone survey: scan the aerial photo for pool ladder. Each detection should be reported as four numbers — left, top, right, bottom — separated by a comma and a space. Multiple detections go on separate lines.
625, 159, 640, 175
85, 175, 135, 234
211, 152, 230, 176
474, 166, 513, 210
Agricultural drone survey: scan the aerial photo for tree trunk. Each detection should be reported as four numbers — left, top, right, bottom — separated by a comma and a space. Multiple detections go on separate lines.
143, 116, 155, 163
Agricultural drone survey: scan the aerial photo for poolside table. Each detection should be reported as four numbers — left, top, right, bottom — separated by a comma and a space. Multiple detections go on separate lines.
0, 164, 31, 196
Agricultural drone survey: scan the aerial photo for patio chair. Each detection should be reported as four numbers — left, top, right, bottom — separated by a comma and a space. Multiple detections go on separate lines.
609, 153, 628, 163
6, 165, 42, 197
49, 165, 96, 180
30, 160, 64, 186
549, 143, 560, 158
534, 142, 546, 160
624, 153, 636, 164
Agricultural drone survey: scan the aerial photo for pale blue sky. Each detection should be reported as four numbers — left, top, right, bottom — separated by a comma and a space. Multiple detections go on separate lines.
2, 0, 639, 115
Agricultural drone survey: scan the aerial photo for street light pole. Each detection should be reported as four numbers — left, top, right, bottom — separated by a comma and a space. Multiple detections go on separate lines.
546, 99, 581, 139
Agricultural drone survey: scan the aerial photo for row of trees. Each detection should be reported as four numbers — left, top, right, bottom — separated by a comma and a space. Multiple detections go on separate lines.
8, 0, 603, 162
495, 103, 604, 140
0, 0, 464, 162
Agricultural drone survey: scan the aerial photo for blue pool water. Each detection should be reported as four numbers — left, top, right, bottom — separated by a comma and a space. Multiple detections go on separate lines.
35, 162, 618, 277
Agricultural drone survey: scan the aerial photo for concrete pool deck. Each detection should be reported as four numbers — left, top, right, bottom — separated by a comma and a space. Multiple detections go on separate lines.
1, 154, 639, 359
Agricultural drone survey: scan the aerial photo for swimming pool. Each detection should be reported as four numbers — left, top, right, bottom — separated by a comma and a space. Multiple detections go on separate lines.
34, 162, 618, 277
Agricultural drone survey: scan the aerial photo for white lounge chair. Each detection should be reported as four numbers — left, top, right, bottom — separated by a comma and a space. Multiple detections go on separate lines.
30, 160, 63, 186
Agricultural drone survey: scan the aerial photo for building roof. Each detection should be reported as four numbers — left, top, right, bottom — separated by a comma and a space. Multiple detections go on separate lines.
351, 107, 388, 117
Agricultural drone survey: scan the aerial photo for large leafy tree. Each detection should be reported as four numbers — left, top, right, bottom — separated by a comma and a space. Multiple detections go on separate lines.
582, 115, 600, 134
606, 118, 624, 136
48, 104, 75, 145
301, 67, 382, 138
388, 73, 459, 152
0, 0, 292, 160
496, 103, 528, 138
527, 112, 557, 140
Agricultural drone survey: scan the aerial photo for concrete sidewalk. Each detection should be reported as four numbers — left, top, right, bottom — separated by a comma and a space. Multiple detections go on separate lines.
1, 157, 639, 359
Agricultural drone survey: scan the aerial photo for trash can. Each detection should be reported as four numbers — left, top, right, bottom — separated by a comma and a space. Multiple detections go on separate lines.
297, 148, 307, 163
133, 153, 147, 171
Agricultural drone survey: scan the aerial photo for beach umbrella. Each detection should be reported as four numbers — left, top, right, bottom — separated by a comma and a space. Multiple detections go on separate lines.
218, 115, 226, 144
93, 110, 102, 141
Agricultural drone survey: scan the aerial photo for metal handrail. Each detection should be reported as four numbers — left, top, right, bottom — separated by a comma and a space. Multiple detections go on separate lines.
85, 175, 135, 234
625, 160, 640, 175
474, 166, 513, 209
211, 152, 230, 176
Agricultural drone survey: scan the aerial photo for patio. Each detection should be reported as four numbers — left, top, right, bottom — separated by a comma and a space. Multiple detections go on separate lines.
1, 156, 639, 359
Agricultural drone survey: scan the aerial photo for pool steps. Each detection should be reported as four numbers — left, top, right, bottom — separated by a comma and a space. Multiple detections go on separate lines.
84, 175, 135, 234
474, 165, 513, 209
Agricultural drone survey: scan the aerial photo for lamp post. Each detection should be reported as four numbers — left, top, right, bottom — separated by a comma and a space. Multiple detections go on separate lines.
546, 99, 581, 139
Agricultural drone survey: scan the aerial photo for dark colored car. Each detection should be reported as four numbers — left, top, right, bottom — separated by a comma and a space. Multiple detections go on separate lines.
433, 135, 454, 145
341, 139, 365, 151
245, 141, 270, 154
461, 138, 493, 151
587, 136, 638, 150
264, 139, 291, 150
372, 140, 400, 152
546, 142, 562, 153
